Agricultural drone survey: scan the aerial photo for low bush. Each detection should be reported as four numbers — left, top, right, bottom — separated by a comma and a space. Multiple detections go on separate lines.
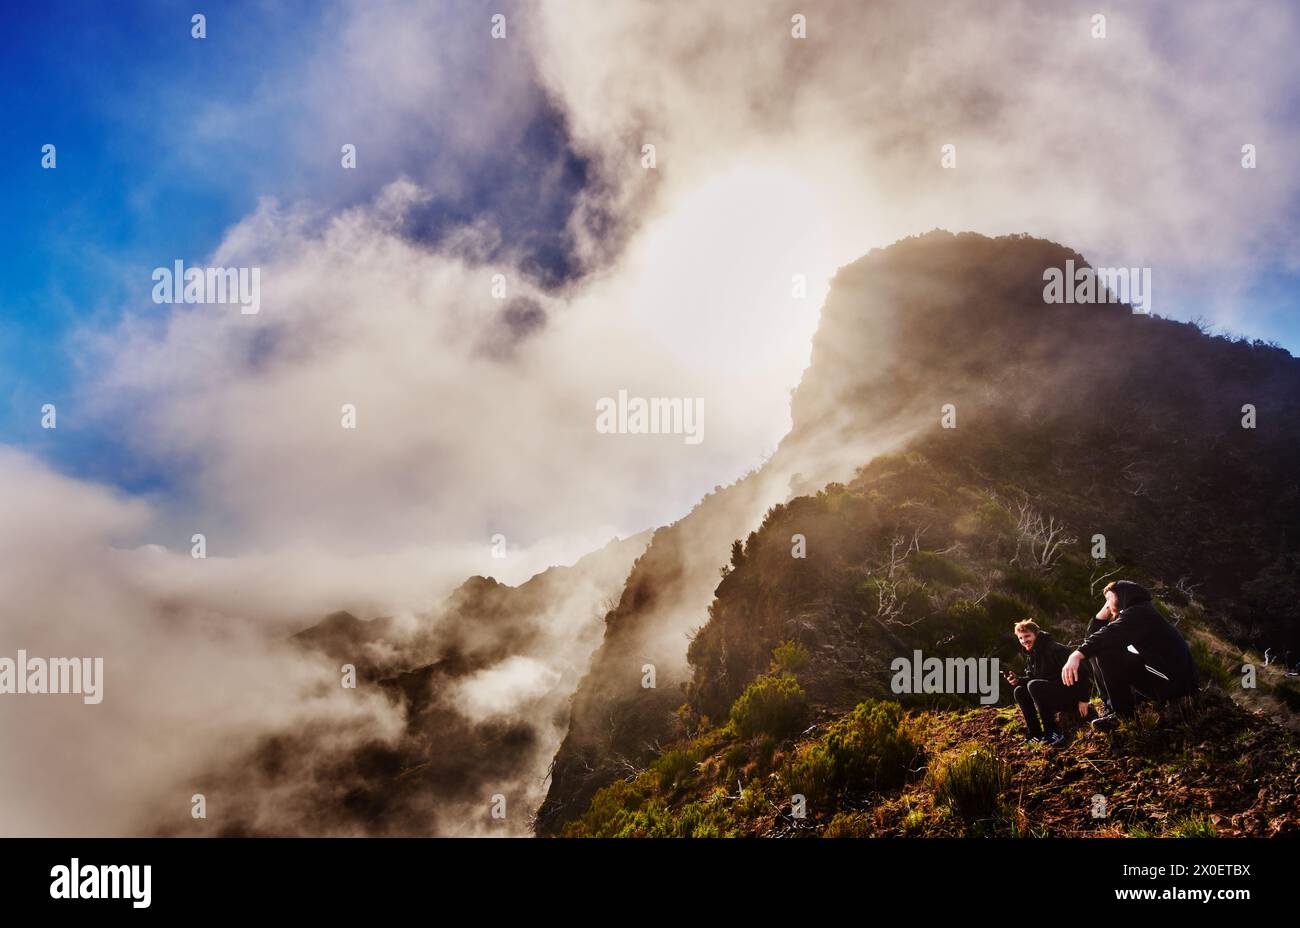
927, 746, 1010, 824
730, 675, 810, 740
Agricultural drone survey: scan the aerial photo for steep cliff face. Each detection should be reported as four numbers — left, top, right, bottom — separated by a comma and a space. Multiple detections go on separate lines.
536, 469, 795, 830
537, 230, 1300, 834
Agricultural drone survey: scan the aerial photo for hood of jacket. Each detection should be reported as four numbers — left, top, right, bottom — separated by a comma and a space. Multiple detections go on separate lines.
1111, 580, 1152, 612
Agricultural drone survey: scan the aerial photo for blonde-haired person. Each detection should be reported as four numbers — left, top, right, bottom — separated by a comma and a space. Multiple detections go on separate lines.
1004, 619, 1094, 748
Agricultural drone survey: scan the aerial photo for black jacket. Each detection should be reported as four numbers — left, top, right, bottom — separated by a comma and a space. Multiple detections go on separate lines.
1078, 581, 1198, 694
1019, 631, 1091, 699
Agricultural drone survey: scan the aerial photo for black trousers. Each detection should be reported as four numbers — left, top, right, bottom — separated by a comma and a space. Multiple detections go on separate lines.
1093, 650, 1183, 716
1014, 680, 1086, 737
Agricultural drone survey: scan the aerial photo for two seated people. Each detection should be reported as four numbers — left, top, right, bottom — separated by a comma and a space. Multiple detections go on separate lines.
1005, 580, 1199, 747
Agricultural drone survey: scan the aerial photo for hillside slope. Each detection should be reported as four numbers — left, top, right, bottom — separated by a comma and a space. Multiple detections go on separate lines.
563, 691, 1300, 838
540, 230, 1300, 835
562, 453, 1300, 837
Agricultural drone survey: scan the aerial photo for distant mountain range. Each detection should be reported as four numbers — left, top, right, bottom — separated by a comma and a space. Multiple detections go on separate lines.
160, 532, 647, 836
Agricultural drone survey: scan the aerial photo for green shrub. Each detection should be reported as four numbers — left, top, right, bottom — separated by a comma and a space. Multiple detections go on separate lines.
983, 591, 1034, 626
1003, 567, 1060, 611
973, 500, 1017, 551
1189, 639, 1233, 690
1166, 815, 1216, 838
946, 598, 989, 625
566, 781, 742, 838
783, 699, 919, 799
939, 596, 1008, 655
770, 640, 811, 677
564, 778, 648, 837
784, 742, 837, 799
901, 806, 928, 836
908, 550, 973, 585
652, 791, 734, 837
927, 746, 1010, 824
823, 700, 919, 790
722, 742, 748, 773
823, 811, 874, 837
729, 675, 810, 740
653, 749, 696, 792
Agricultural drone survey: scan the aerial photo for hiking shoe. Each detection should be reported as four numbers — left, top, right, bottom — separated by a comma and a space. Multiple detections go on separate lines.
1044, 731, 1066, 748
1026, 734, 1047, 744
1091, 712, 1123, 733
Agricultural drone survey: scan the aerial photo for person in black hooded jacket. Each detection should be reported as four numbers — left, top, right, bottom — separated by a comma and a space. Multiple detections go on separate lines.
1005, 620, 1094, 746
1061, 580, 1198, 731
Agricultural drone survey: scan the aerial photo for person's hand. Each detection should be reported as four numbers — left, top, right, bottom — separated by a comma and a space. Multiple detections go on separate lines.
1077, 701, 1090, 718
1062, 650, 1085, 686
1095, 604, 1112, 622
1003, 670, 1019, 687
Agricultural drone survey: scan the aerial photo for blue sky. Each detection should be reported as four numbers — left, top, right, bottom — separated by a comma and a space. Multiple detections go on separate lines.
0, 2, 308, 488
0, 0, 592, 492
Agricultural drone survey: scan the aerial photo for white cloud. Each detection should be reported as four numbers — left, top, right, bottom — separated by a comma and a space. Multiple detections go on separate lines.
6, 0, 1299, 835
453, 656, 563, 722
531, 0, 1300, 329
0, 449, 406, 836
